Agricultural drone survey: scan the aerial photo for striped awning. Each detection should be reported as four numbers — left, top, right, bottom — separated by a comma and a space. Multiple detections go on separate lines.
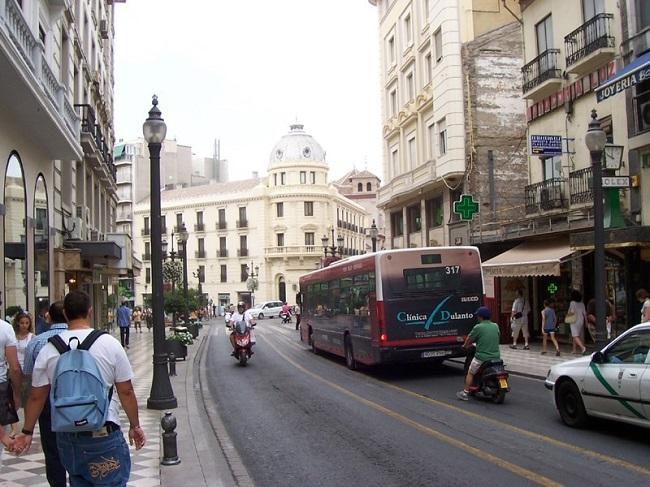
482, 239, 573, 278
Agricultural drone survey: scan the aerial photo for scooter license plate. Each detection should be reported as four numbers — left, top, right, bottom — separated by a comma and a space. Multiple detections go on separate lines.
499, 378, 508, 389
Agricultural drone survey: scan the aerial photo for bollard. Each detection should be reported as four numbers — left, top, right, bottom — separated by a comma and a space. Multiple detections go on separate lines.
160, 412, 181, 465
168, 353, 176, 376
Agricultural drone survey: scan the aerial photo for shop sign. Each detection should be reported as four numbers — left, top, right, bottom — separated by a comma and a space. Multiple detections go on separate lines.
601, 176, 630, 188
530, 135, 562, 156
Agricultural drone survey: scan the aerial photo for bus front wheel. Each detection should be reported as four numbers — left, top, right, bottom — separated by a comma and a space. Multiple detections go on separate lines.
345, 336, 357, 371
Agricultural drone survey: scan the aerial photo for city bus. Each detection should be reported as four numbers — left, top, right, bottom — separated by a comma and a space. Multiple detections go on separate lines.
297, 247, 483, 368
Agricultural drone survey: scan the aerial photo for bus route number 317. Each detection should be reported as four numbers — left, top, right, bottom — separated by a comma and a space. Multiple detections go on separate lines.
445, 265, 460, 274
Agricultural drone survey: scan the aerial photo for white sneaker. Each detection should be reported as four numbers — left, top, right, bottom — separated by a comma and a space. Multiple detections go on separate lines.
456, 390, 469, 401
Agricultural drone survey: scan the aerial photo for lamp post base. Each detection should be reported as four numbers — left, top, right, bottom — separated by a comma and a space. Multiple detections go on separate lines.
147, 396, 178, 410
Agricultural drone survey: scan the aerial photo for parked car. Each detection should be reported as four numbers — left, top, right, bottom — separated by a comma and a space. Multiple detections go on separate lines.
545, 322, 650, 429
249, 301, 284, 319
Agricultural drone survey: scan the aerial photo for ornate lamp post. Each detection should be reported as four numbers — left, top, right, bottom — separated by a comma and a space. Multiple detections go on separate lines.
369, 219, 378, 253
176, 223, 189, 320
585, 109, 608, 347
143, 96, 177, 410
321, 228, 345, 266
246, 262, 259, 307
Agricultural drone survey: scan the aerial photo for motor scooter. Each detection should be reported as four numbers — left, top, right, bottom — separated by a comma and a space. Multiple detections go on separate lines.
280, 311, 292, 324
463, 346, 510, 404
230, 320, 254, 366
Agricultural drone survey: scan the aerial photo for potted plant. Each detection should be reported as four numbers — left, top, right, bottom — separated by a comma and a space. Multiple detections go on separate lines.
165, 330, 193, 360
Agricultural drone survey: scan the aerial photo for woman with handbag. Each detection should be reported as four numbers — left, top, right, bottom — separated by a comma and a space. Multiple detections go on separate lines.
566, 290, 587, 355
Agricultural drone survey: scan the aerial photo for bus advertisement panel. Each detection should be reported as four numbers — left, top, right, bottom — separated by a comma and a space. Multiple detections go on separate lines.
298, 247, 483, 367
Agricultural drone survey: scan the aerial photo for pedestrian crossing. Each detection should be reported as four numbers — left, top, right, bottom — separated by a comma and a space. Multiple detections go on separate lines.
0, 328, 162, 486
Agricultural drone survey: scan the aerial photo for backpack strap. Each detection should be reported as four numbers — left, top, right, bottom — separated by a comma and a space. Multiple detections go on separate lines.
77, 330, 108, 351
48, 335, 70, 355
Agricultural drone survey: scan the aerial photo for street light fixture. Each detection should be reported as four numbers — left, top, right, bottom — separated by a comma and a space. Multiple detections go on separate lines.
585, 109, 607, 348
369, 219, 378, 253
246, 262, 259, 307
321, 228, 345, 266
143, 95, 177, 410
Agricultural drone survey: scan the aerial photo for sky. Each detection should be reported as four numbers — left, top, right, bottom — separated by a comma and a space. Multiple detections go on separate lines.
113, 0, 383, 182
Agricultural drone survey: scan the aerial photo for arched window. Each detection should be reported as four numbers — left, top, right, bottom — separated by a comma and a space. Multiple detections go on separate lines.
367, 182, 372, 191
357, 183, 363, 192
4, 153, 27, 316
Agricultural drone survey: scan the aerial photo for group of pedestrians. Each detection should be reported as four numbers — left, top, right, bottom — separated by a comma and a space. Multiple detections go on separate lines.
0, 290, 145, 486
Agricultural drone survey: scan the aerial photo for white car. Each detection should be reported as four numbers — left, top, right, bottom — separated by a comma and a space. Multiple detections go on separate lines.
545, 322, 650, 429
249, 301, 284, 319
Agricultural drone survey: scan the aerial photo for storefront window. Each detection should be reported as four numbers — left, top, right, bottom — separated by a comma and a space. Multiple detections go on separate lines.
4, 153, 27, 317
34, 175, 49, 314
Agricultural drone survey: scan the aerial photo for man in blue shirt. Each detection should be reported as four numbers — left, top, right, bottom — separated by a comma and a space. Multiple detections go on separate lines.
116, 300, 132, 349
22, 301, 68, 487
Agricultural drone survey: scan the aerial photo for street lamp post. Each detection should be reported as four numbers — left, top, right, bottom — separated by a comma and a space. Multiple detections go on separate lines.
585, 109, 608, 348
143, 96, 177, 410
321, 228, 345, 266
246, 262, 259, 307
369, 219, 378, 253
177, 223, 189, 321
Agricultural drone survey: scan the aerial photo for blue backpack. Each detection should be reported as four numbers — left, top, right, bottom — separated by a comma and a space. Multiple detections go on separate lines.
48, 330, 113, 432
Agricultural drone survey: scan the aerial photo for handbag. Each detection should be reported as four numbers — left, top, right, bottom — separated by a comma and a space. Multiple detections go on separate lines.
564, 312, 576, 325
0, 380, 19, 426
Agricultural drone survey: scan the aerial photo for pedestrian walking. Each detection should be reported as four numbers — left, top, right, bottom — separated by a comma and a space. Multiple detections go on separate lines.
13, 290, 146, 485
22, 302, 68, 487
34, 301, 49, 335
295, 304, 301, 331
11, 311, 34, 438
509, 289, 530, 350
0, 309, 20, 449
541, 299, 560, 356
116, 300, 132, 348
132, 307, 143, 333
635, 288, 650, 323
565, 290, 587, 355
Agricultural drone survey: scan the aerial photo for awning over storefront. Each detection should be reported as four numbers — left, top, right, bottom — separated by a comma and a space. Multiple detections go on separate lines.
596, 51, 650, 102
64, 240, 121, 260
482, 239, 573, 278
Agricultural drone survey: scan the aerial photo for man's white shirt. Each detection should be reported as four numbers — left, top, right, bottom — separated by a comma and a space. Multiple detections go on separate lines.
31, 329, 134, 425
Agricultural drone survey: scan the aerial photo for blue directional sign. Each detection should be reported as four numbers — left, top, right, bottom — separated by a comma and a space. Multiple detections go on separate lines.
530, 135, 562, 156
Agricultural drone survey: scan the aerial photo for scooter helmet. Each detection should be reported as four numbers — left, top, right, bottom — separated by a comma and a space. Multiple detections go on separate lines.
475, 306, 491, 319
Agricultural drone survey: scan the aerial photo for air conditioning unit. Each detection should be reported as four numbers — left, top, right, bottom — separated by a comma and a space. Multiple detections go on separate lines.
100, 19, 109, 39
69, 217, 85, 240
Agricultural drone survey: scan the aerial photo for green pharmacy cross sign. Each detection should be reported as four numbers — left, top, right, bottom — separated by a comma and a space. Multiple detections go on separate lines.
547, 282, 558, 295
453, 194, 480, 221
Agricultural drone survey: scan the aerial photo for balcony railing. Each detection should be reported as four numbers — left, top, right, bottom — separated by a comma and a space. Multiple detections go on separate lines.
237, 219, 248, 228
216, 221, 227, 230
565, 13, 614, 67
217, 249, 228, 258
569, 166, 593, 205
195, 250, 206, 259
238, 248, 249, 257
142, 253, 151, 261
525, 178, 567, 214
141, 228, 150, 236
194, 223, 205, 232
75, 103, 115, 181
522, 49, 561, 94
265, 246, 319, 256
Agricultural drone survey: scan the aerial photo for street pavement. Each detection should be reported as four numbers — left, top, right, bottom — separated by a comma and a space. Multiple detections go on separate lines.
0, 318, 625, 485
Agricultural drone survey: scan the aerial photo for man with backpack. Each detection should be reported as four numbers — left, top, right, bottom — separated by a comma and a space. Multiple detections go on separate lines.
14, 290, 145, 485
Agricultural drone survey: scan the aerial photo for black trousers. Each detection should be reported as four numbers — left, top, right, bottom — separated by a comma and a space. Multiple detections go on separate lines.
120, 326, 130, 346
39, 398, 67, 486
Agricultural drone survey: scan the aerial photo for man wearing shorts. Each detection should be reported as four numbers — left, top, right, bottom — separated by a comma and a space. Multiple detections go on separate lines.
457, 306, 500, 401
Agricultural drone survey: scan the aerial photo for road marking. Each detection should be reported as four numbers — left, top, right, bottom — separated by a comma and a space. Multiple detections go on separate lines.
266, 332, 650, 478
264, 339, 560, 487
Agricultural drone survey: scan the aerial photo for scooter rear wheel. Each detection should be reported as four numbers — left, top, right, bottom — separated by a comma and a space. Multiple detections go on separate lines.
493, 389, 506, 404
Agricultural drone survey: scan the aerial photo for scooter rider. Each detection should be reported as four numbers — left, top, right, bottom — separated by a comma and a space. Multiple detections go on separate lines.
457, 306, 500, 401
228, 302, 256, 355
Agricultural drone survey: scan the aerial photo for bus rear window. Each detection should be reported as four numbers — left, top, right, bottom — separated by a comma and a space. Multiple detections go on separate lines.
403, 267, 461, 291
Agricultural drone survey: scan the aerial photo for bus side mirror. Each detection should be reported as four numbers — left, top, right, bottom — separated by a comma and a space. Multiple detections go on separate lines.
591, 351, 605, 364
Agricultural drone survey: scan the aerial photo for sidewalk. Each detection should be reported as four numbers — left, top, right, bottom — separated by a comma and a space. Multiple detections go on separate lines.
0, 319, 237, 487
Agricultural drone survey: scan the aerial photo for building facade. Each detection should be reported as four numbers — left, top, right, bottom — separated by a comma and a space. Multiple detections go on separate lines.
479, 0, 650, 339
132, 124, 370, 311
1, 0, 127, 326
368, 0, 527, 251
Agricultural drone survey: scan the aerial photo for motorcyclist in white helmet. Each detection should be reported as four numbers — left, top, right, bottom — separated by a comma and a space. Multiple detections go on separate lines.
228, 301, 256, 355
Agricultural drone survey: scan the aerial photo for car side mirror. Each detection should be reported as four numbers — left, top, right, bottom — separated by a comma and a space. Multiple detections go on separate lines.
591, 351, 605, 364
